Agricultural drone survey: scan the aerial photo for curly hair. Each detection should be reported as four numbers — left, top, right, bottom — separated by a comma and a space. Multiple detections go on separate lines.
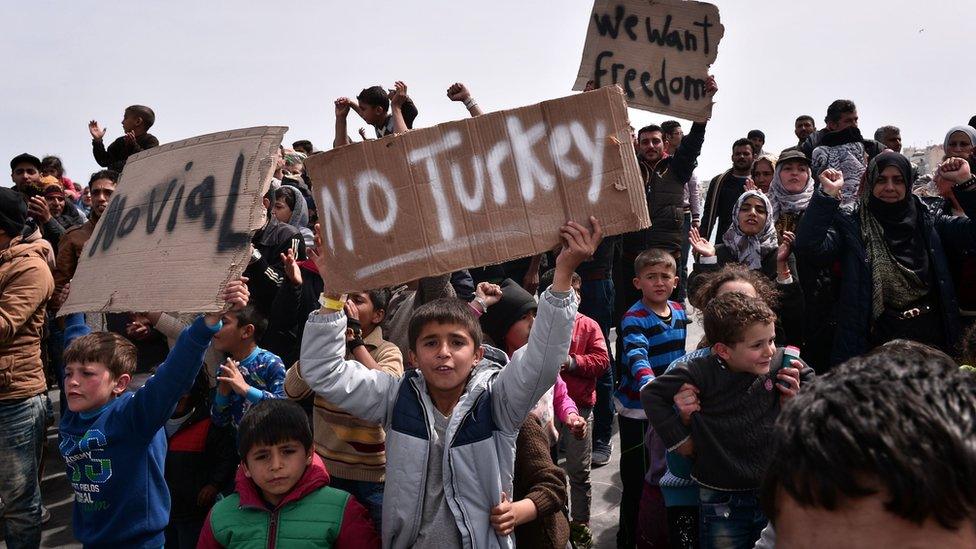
690, 264, 778, 313
702, 292, 776, 346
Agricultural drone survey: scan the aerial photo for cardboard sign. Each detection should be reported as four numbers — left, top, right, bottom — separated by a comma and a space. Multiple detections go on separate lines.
573, 0, 724, 120
59, 126, 286, 315
304, 86, 648, 292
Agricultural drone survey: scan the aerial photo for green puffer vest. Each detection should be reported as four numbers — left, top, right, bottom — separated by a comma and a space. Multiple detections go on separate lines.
209, 486, 350, 548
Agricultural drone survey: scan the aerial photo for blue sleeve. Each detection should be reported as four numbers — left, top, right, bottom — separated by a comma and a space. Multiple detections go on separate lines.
63, 313, 91, 349
123, 316, 218, 440
253, 357, 286, 402
621, 316, 654, 386
211, 391, 235, 427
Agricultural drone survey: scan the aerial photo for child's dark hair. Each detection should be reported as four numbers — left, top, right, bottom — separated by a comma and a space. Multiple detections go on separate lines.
125, 105, 155, 129
231, 305, 268, 341
703, 292, 775, 345
367, 288, 392, 314
40, 156, 64, 177
64, 331, 137, 379
292, 140, 313, 155
537, 269, 580, 295
238, 399, 313, 457
408, 298, 482, 352
357, 86, 390, 111
689, 264, 778, 312
273, 185, 297, 211
761, 349, 976, 530
634, 248, 676, 275
89, 169, 119, 185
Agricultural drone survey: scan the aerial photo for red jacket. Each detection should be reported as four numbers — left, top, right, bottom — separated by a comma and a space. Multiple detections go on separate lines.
197, 453, 379, 549
559, 313, 610, 408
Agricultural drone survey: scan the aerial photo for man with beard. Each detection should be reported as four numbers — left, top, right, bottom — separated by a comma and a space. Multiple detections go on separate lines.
701, 138, 755, 242
794, 115, 816, 146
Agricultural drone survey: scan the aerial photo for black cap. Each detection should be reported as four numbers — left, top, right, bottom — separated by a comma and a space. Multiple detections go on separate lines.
778, 148, 811, 166
479, 278, 538, 348
10, 153, 41, 171
0, 187, 28, 237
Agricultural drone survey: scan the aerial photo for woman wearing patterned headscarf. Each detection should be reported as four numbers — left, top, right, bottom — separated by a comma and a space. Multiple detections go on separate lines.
795, 151, 976, 366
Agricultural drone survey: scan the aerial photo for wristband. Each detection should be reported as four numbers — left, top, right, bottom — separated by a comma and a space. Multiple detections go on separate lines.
347, 338, 366, 353
474, 297, 488, 313
463, 97, 477, 109
321, 293, 347, 310
953, 175, 976, 192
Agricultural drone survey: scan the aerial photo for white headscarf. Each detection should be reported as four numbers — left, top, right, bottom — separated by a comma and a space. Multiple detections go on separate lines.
768, 161, 815, 220
721, 190, 778, 270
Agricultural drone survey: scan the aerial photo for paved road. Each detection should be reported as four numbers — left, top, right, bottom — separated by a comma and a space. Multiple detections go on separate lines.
10, 309, 704, 548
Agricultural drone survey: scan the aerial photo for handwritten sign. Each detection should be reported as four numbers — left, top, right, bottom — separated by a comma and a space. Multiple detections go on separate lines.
573, 0, 724, 120
59, 126, 285, 315
304, 86, 649, 292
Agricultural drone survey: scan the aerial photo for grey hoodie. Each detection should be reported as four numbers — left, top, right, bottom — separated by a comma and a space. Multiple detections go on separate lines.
300, 289, 577, 549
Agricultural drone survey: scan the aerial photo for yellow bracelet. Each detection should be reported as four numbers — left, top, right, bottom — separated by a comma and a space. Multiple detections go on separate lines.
321, 294, 347, 310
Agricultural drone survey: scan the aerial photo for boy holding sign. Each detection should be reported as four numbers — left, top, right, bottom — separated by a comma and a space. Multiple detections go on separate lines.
298, 218, 602, 548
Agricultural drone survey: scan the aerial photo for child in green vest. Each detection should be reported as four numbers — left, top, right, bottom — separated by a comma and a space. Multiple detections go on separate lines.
197, 399, 379, 548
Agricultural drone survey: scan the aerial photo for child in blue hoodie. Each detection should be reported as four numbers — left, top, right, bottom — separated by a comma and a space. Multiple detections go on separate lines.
58, 279, 248, 548
210, 304, 286, 430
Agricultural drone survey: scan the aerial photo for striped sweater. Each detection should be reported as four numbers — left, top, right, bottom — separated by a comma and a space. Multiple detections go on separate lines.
284, 326, 403, 482
614, 300, 688, 418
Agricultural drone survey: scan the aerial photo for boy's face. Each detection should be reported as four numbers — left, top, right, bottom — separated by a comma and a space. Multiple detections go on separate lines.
242, 440, 312, 506
89, 180, 116, 218
715, 321, 776, 375
503, 310, 536, 355
409, 322, 484, 396
121, 111, 142, 132
633, 263, 678, 305
212, 313, 253, 353
349, 292, 383, 333
272, 198, 293, 223
358, 102, 386, 126
64, 361, 130, 413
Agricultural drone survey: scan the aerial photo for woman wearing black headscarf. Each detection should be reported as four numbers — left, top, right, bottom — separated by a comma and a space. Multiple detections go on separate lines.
795, 151, 976, 366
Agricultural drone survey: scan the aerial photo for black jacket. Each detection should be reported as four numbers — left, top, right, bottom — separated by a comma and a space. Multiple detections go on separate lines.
794, 189, 976, 365
92, 133, 159, 173
621, 122, 706, 258
700, 170, 745, 244
165, 403, 238, 522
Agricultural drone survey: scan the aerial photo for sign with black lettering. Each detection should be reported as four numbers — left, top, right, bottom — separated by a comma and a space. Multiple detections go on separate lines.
573, 0, 724, 120
304, 86, 649, 292
59, 126, 285, 314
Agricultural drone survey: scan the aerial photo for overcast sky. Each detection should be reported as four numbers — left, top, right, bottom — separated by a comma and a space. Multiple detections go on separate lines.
1, 0, 971, 189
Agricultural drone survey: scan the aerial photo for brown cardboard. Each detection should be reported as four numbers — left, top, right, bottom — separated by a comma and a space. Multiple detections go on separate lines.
304, 86, 648, 292
59, 126, 286, 315
573, 0, 724, 120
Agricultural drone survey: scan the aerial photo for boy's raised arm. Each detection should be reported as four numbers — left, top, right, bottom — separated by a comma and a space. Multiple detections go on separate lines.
492, 218, 602, 432
125, 278, 249, 440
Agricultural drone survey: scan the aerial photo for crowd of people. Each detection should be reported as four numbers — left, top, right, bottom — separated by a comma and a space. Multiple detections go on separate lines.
1, 82, 975, 549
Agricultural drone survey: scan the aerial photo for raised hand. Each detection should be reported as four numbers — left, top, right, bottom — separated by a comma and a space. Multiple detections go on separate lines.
124, 130, 137, 148
280, 248, 303, 287
555, 216, 604, 274
819, 168, 844, 198
938, 157, 973, 184
704, 75, 718, 95
776, 231, 795, 264
334, 97, 352, 118
446, 82, 471, 102
27, 196, 52, 223
688, 227, 715, 258
744, 176, 758, 193
390, 81, 408, 109
216, 358, 249, 396
88, 120, 106, 140
475, 282, 503, 308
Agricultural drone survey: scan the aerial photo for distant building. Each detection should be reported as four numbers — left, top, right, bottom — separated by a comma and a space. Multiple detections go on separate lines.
903, 144, 945, 177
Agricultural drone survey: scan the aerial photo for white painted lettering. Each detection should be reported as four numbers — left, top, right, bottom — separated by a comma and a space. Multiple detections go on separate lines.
319, 181, 354, 251
506, 116, 555, 201
486, 142, 511, 205
451, 155, 486, 212
407, 131, 463, 240
549, 124, 580, 179
571, 121, 606, 202
356, 170, 398, 234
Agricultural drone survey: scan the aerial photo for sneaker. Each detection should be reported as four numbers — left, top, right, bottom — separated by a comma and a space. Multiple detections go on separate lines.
570, 522, 594, 549
591, 445, 611, 467
40, 505, 51, 524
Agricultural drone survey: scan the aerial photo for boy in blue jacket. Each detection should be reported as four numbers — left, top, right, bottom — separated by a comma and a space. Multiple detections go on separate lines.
58, 278, 249, 548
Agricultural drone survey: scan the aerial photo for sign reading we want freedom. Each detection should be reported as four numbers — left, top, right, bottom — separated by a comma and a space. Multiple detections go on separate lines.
574, 0, 724, 120
305, 86, 650, 293
60, 126, 285, 315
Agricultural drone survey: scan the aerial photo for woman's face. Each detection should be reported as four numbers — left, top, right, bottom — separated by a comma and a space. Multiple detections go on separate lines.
873, 165, 907, 204
737, 196, 768, 236
779, 161, 811, 194
272, 199, 293, 223
946, 131, 974, 159
752, 160, 775, 193
716, 279, 758, 299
